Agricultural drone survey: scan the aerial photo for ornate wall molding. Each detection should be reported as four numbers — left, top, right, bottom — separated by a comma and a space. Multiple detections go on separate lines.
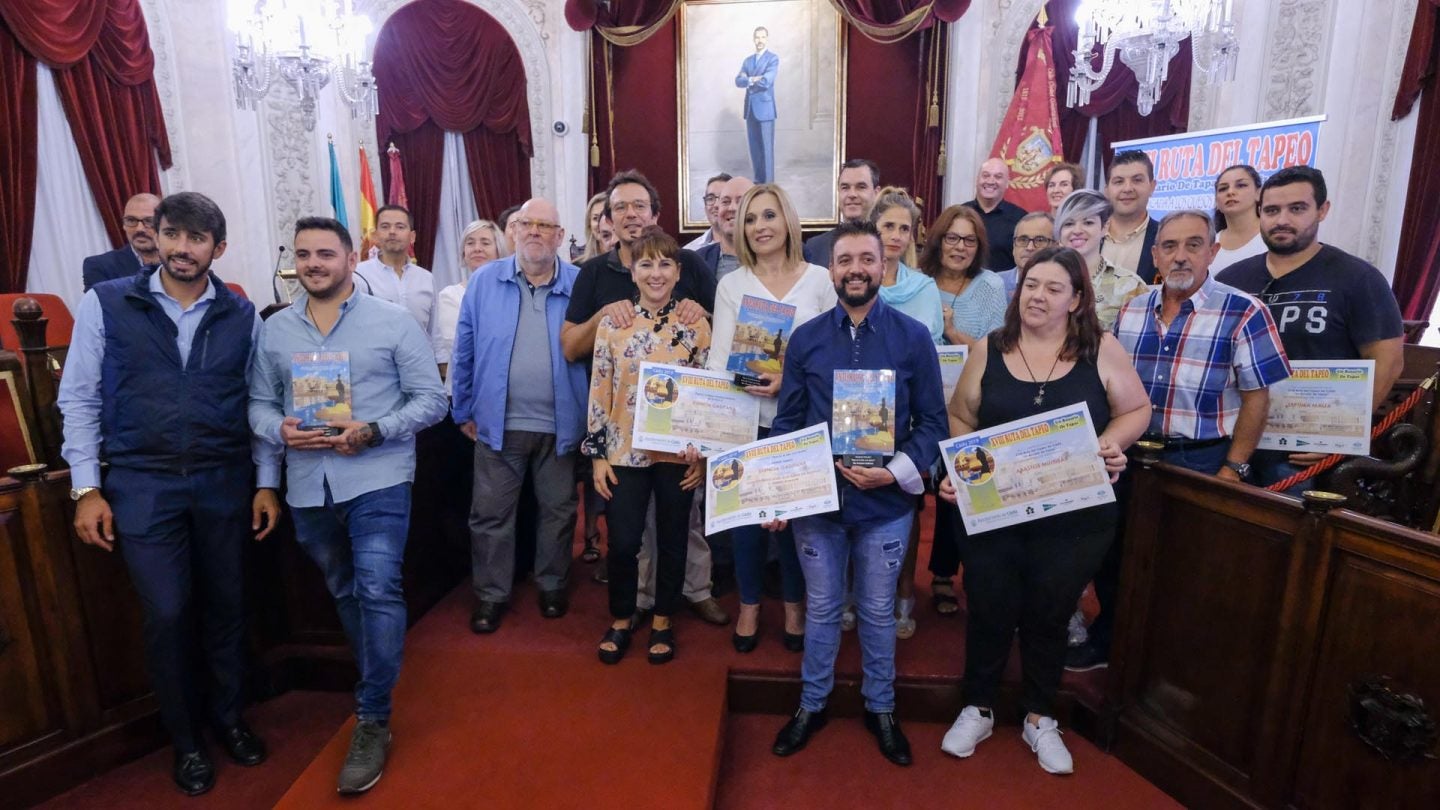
993, 0, 1047, 127
261, 82, 319, 248
365, 0, 554, 201
139, 0, 189, 192
1363, 0, 1419, 266
1262, 0, 1334, 119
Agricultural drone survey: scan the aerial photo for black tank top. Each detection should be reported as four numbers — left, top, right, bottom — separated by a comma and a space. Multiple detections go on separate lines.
975, 339, 1116, 534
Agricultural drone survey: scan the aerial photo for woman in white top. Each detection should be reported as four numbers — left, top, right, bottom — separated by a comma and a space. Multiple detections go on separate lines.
1213, 164, 1267, 271
708, 183, 837, 654
432, 219, 508, 380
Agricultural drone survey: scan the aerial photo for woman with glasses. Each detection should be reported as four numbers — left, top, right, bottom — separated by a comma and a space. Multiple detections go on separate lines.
707, 184, 836, 653
1213, 164, 1266, 271
584, 227, 709, 665
433, 219, 509, 384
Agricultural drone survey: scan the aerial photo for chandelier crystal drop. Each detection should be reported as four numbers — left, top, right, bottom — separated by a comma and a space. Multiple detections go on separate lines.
1068, 0, 1239, 116
229, 0, 379, 131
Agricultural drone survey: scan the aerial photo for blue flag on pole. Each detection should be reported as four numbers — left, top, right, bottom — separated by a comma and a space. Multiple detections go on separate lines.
328, 140, 350, 229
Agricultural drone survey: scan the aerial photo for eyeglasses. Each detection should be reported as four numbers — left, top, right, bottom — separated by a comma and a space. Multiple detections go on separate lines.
702, 194, 719, 205
514, 219, 559, 234
942, 234, 979, 248
1013, 236, 1054, 248
611, 200, 652, 214
123, 216, 156, 229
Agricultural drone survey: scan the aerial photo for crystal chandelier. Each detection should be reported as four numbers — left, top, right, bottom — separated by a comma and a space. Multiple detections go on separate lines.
1068, 0, 1239, 116
229, 1, 379, 131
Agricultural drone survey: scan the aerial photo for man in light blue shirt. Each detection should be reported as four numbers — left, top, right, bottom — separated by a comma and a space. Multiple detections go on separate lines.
451, 198, 588, 632
248, 216, 446, 795
58, 191, 281, 796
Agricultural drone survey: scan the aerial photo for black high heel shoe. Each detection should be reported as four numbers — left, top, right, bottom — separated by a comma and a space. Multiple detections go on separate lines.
733, 629, 760, 653
782, 631, 804, 652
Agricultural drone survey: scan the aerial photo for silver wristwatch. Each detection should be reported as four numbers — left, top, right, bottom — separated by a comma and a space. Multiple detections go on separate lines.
70, 486, 99, 501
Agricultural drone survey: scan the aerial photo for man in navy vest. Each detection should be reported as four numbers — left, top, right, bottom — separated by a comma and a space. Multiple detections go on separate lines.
82, 192, 162, 291
58, 191, 282, 796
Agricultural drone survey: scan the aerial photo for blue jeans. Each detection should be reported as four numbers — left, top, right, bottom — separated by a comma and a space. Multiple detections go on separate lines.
1161, 439, 1231, 475
292, 481, 412, 723
792, 513, 911, 713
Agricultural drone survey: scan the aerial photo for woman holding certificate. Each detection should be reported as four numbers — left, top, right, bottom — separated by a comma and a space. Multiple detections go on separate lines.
708, 184, 837, 653
583, 227, 709, 665
937, 247, 1149, 775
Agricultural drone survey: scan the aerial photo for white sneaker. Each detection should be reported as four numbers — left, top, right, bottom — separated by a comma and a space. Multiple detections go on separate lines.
1067, 608, 1089, 647
1022, 716, 1074, 775
940, 706, 994, 758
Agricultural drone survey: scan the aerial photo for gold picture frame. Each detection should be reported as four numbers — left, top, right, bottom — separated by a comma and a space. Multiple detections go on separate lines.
677, 0, 847, 231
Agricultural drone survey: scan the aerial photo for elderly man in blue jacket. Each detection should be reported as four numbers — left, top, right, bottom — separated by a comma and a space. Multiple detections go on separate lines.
736, 26, 779, 183
451, 197, 589, 634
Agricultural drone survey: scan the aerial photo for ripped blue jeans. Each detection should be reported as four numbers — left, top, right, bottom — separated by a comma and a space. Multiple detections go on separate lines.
791, 513, 912, 713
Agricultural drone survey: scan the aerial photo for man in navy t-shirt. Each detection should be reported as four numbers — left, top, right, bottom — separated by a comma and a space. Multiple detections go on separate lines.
1216, 166, 1403, 488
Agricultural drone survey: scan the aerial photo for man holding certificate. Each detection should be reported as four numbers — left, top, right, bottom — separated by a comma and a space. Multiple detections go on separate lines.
765, 221, 948, 767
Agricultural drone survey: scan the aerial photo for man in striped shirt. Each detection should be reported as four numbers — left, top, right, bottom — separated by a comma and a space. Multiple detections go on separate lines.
1113, 209, 1292, 478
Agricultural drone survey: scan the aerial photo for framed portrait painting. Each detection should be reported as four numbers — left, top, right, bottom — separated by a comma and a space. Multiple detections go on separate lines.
678, 0, 846, 230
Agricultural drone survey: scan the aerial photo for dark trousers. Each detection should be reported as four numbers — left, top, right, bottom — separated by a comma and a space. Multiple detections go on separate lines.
605, 463, 693, 619
960, 508, 1116, 716
928, 495, 964, 579
470, 431, 577, 602
108, 464, 252, 752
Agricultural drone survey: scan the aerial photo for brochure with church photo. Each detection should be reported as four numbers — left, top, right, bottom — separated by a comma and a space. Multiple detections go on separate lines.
832, 369, 896, 466
291, 351, 353, 424
727, 295, 798, 387
1258, 360, 1374, 456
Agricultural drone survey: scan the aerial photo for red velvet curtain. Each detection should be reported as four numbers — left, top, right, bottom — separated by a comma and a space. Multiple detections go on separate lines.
1028, 0, 1190, 171
1391, 0, 1440, 320
0, 0, 170, 292
374, 0, 533, 269
578, 4, 957, 234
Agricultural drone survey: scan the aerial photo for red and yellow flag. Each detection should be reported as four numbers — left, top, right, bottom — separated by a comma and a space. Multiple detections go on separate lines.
358, 146, 379, 255
990, 25, 1063, 213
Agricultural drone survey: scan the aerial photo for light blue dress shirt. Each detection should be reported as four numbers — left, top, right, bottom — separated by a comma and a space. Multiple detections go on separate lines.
57, 272, 282, 490
248, 288, 448, 508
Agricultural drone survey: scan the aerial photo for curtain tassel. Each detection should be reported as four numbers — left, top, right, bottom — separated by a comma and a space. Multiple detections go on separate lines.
590, 132, 600, 168
937, 144, 948, 177
928, 90, 940, 129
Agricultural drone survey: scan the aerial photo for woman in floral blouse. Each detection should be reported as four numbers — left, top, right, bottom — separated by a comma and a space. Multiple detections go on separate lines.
584, 227, 709, 665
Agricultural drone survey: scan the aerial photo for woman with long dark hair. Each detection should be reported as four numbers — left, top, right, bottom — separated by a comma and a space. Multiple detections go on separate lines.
1213, 164, 1265, 271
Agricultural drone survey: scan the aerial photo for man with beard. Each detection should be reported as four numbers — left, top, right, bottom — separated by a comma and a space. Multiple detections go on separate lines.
766, 220, 948, 767
355, 205, 435, 332
59, 191, 282, 795
451, 198, 588, 633
249, 217, 447, 794
696, 175, 754, 279
83, 192, 162, 290
804, 159, 881, 267
963, 158, 1028, 271
1217, 166, 1404, 489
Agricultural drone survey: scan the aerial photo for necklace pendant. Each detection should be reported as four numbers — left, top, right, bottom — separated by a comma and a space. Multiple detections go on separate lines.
1033, 394, 1044, 406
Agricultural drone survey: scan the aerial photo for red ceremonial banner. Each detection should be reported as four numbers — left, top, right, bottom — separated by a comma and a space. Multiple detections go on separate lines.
991, 25, 1063, 212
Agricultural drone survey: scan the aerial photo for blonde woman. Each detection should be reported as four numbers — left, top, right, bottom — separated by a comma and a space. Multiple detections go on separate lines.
434, 219, 508, 380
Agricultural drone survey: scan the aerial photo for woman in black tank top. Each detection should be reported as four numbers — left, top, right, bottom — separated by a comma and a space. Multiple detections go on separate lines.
935, 247, 1151, 775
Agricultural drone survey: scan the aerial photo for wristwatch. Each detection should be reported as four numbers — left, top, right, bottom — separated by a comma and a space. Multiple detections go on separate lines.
1223, 459, 1251, 478
366, 422, 384, 448
70, 486, 98, 501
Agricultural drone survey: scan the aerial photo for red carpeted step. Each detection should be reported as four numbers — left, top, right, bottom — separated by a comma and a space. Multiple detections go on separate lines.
716, 714, 1182, 810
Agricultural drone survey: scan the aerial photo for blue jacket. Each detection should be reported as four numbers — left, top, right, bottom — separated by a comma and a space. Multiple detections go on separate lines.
736, 50, 779, 121
83, 245, 145, 292
94, 269, 255, 473
451, 256, 588, 455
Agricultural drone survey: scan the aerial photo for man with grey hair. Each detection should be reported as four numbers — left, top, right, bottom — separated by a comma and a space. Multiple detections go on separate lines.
684, 173, 732, 251
997, 211, 1055, 299
1071, 209, 1292, 675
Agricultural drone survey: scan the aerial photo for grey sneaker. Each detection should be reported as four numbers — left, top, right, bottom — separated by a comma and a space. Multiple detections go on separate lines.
337, 720, 391, 794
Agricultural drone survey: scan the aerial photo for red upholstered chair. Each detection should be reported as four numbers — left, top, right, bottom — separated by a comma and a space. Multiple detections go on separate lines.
226, 282, 249, 300
0, 293, 76, 351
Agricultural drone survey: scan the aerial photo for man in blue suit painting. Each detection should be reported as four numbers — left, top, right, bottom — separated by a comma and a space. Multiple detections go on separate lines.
82, 192, 162, 291
736, 27, 778, 184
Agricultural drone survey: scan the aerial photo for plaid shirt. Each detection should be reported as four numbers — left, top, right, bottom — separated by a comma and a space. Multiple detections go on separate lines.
1114, 275, 1291, 441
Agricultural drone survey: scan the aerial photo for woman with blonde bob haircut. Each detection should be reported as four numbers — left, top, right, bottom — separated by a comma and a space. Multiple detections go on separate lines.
434, 219, 509, 377
708, 183, 836, 653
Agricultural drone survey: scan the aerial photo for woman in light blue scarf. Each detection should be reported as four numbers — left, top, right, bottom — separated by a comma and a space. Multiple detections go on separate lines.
869, 188, 945, 345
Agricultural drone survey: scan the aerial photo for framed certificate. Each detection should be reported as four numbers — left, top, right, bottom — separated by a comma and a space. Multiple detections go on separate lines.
633, 362, 760, 456
940, 402, 1114, 534
705, 423, 840, 534
1257, 360, 1374, 456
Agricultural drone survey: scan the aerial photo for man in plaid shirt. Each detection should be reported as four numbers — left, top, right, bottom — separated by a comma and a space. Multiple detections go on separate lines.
1113, 210, 1292, 480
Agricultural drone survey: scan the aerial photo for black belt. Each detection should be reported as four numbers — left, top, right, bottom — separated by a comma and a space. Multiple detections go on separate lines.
1146, 434, 1228, 451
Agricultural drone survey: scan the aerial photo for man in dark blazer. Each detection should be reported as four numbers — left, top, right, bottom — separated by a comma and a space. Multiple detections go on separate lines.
736, 27, 779, 184
1101, 152, 1161, 284
82, 193, 161, 291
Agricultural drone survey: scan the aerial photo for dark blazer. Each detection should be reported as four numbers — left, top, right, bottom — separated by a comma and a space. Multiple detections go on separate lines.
82, 245, 143, 292
1134, 217, 1161, 284
802, 228, 839, 268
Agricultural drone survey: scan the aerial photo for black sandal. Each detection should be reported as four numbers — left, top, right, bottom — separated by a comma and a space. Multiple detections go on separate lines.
581, 533, 602, 563
647, 626, 676, 665
598, 626, 632, 665
931, 578, 960, 617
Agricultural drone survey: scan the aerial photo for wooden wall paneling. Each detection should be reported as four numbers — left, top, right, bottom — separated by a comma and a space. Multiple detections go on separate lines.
0, 482, 66, 764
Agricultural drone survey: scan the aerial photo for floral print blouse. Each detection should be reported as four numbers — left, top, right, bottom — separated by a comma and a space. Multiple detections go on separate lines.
582, 299, 711, 467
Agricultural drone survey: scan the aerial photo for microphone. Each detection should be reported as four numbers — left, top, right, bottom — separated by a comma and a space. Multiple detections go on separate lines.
270, 246, 286, 304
